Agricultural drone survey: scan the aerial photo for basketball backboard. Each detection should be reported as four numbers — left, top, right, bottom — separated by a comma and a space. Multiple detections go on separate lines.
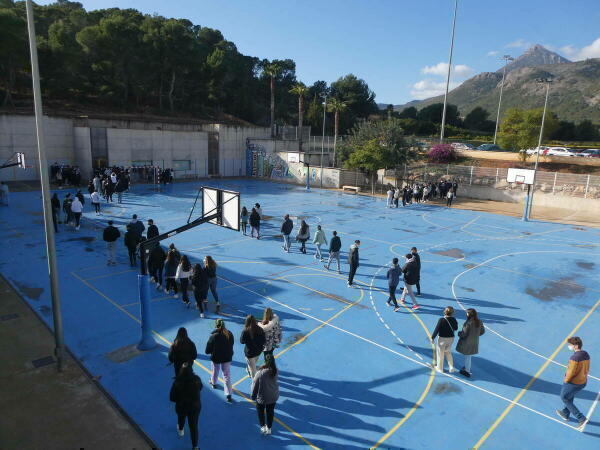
507, 168, 535, 185
202, 187, 240, 231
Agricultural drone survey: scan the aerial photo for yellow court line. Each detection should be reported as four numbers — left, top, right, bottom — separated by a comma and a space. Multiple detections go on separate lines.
70, 270, 318, 449
232, 274, 365, 388
474, 298, 600, 449
223, 270, 437, 449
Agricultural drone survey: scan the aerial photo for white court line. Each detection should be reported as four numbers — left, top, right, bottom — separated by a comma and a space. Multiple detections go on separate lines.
582, 390, 600, 432
368, 264, 424, 360
451, 249, 600, 382
216, 273, 582, 432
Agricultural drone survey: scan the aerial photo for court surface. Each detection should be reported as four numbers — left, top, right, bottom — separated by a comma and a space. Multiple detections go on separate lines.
1, 179, 599, 449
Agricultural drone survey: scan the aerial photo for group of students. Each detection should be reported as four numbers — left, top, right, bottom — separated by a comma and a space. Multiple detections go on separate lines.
167, 308, 283, 448
386, 179, 459, 208
50, 191, 85, 231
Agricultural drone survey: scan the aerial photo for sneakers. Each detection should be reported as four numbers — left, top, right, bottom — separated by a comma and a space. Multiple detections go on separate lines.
449, 367, 456, 373
577, 418, 588, 430
555, 409, 569, 421
459, 368, 471, 378
200, 313, 205, 318
324, 265, 329, 270
226, 395, 232, 403
173, 294, 179, 299
264, 427, 272, 435
75, 225, 80, 230
177, 425, 184, 437
164, 288, 169, 294
210, 382, 217, 389
412, 304, 420, 310
150, 277, 155, 283
260, 425, 267, 434
394, 307, 400, 312
156, 284, 161, 291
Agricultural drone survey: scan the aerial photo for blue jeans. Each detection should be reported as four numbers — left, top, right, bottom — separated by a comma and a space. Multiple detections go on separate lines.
283, 234, 291, 250
560, 382, 586, 420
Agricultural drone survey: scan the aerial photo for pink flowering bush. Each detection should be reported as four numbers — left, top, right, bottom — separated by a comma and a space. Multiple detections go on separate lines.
427, 144, 457, 163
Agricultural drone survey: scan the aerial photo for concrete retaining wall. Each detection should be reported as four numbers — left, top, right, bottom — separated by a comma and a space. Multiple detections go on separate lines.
0, 115, 74, 182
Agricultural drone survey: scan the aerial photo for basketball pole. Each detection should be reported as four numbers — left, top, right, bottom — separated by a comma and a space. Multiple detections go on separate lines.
26, 0, 66, 371
522, 184, 531, 221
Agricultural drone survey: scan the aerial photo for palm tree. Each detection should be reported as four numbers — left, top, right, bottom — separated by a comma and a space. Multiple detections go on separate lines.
263, 62, 282, 137
327, 98, 347, 167
289, 83, 308, 151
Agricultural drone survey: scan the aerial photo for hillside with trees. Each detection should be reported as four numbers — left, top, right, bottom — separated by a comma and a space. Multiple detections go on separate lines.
0, 0, 378, 132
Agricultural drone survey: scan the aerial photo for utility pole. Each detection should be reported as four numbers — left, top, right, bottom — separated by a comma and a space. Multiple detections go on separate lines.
526, 77, 552, 221
440, 0, 458, 143
25, 0, 65, 371
320, 94, 327, 188
493, 54, 514, 144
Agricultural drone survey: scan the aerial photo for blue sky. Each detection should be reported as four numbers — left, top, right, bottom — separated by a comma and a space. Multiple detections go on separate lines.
38, 0, 600, 105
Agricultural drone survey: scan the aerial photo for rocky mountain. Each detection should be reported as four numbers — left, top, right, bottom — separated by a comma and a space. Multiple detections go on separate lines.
393, 45, 600, 123
500, 44, 570, 74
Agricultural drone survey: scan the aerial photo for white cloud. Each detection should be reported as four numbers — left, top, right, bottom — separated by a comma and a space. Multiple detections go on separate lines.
421, 62, 474, 77
487, 50, 499, 57
506, 38, 532, 49
410, 80, 461, 100
560, 37, 600, 61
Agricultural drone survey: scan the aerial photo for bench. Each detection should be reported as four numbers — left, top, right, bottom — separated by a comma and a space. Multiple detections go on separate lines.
342, 185, 361, 194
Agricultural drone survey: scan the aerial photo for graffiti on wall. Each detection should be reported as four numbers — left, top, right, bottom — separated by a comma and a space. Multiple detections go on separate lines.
246, 143, 293, 180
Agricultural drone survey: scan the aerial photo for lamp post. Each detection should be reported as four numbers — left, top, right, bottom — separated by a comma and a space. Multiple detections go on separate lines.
493, 54, 514, 144
320, 94, 327, 188
525, 77, 552, 221
25, 0, 66, 371
440, 0, 458, 143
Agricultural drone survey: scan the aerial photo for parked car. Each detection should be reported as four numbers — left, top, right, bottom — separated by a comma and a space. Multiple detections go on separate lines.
451, 142, 475, 150
476, 144, 501, 151
525, 146, 549, 155
579, 149, 600, 158
546, 147, 577, 157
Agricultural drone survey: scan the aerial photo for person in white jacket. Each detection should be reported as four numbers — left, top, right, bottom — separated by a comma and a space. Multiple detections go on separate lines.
258, 308, 282, 357
312, 225, 328, 261
176, 255, 193, 307
90, 190, 101, 215
70, 196, 83, 230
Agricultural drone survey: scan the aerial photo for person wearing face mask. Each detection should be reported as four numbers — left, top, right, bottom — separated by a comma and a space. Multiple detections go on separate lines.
347, 240, 360, 287
556, 336, 590, 429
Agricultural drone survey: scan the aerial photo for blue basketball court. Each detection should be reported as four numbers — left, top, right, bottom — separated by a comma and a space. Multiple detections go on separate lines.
1, 179, 599, 449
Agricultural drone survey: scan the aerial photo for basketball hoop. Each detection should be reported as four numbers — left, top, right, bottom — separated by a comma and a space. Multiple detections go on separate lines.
515, 174, 525, 185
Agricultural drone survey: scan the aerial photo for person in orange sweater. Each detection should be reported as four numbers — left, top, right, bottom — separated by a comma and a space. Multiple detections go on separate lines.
556, 336, 590, 429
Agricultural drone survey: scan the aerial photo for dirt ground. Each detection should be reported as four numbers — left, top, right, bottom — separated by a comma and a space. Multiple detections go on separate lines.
0, 275, 155, 449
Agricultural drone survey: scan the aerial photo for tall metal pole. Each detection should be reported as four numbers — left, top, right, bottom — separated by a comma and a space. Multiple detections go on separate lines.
25, 0, 65, 371
440, 0, 458, 143
526, 78, 552, 221
493, 55, 513, 144
320, 94, 327, 188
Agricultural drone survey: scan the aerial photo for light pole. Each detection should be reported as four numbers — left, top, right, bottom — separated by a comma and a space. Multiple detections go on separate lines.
493, 54, 514, 144
440, 0, 458, 143
525, 77, 552, 221
320, 94, 327, 188
25, 0, 66, 371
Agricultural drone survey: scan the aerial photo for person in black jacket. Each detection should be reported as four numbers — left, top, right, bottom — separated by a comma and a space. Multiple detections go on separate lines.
411, 247, 422, 296
169, 327, 198, 376
400, 254, 421, 309
169, 362, 202, 450
147, 219, 159, 240
347, 240, 360, 287
191, 264, 208, 318
430, 306, 458, 373
205, 319, 234, 402
249, 208, 260, 239
325, 231, 342, 273
280, 214, 293, 252
51, 193, 60, 232
124, 224, 141, 267
103, 220, 120, 265
148, 245, 166, 289
240, 315, 266, 379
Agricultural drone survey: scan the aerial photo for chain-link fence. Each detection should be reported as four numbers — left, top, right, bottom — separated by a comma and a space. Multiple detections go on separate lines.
395, 163, 600, 199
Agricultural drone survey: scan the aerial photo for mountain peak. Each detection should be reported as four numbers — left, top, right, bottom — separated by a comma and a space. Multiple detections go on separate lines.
501, 44, 571, 73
